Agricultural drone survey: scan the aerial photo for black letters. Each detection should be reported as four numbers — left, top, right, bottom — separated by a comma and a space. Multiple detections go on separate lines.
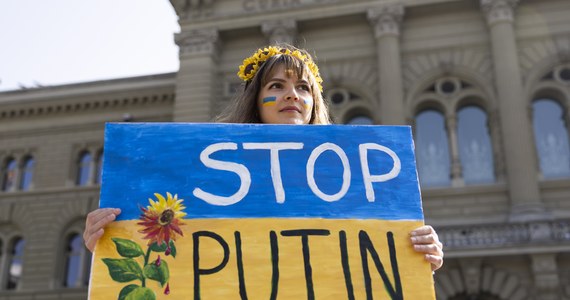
339, 230, 355, 300
359, 231, 403, 300
193, 231, 230, 300
281, 229, 330, 300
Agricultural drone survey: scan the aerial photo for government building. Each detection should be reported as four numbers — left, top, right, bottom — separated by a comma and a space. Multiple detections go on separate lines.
1, 0, 569, 299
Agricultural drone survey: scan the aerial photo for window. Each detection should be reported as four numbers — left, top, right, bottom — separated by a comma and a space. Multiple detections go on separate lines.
457, 106, 495, 184
346, 115, 373, 125
76, 152, 92, 186
6, 237, 25, 290
95, 151, 104, 185
19, 157, 34, 191
63, 233, 90, 287
415, 110, 451, 187
2, 158, 17, 191
533, 99, 570, 178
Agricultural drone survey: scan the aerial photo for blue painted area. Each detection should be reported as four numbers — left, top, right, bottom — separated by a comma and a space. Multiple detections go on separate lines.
100, 123, 424, 221
262, 97, 276, 104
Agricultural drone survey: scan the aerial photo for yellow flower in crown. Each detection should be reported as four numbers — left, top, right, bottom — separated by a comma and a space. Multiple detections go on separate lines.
138, 192, 186, 248
237, 46, 323, 92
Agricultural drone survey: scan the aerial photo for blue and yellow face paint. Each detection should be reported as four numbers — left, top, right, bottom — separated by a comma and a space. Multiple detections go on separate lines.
302, 98, 312, 110
262, 96, 277, 106
89, 123, 436, 300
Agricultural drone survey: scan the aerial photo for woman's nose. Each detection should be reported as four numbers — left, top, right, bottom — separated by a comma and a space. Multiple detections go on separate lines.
285, 89, 299, 101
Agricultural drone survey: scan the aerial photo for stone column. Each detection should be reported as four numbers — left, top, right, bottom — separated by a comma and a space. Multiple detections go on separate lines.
446, 115, 464, 186
173, 28, 220, 122
480, 0, 544, 220
262, 20, 297, 45
367, 4, 406, 125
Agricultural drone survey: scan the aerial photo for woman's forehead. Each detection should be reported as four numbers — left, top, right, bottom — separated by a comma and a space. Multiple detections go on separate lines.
267, 64, 309, 81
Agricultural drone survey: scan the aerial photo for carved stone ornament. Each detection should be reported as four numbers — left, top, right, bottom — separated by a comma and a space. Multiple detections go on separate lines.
367, 3, 404, 38
169, 0, 214, 20
261, 19, 297, 45
175, 28, 219, 57
480, 0, 520, 26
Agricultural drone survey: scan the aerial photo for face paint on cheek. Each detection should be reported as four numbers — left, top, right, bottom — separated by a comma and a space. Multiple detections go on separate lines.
262, 96, 277, 106
302, 98, 312, 110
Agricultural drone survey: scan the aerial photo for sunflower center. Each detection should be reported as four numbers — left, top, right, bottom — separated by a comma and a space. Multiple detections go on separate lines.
159, 209, 175, 225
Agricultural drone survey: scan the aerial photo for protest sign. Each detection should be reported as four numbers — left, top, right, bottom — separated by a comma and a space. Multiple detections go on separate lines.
89, 123, 435, 299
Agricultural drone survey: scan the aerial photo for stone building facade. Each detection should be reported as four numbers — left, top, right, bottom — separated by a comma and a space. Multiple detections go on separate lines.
1, 0, 569, 299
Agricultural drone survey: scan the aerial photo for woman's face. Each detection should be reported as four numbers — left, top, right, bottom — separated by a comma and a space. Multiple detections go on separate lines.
257, 65, 314, 125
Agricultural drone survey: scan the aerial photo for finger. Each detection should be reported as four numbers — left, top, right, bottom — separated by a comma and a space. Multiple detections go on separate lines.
86, 209, 120, 232
413, 244, 443, 255
410, 225, 434, 236
85, 228, 104, 252
410, 234, 436, 245
86, 208, 118, 228
425, 254, 444, 271
89, 211, 118, 235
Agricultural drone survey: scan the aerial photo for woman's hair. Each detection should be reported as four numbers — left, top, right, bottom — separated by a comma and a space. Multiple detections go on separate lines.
216, 45, 331, 124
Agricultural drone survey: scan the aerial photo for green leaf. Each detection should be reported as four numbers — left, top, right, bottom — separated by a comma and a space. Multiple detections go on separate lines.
124, 286, 156, 300
112, 238, 145, 258
149, 241, 167, 252
102, 258, 143, 283
119, 284, 139, 300
169, 241, 177, 258
144, 259, 169, 287
149, 240, 176, 258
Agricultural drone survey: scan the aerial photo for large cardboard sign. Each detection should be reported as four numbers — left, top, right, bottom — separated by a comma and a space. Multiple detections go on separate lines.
89, 123, 435, 299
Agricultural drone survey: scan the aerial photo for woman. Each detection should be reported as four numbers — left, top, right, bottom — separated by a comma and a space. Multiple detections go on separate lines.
84, 45, 444, 271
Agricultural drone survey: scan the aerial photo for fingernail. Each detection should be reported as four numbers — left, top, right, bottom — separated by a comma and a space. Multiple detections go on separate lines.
411, 237, 417, 243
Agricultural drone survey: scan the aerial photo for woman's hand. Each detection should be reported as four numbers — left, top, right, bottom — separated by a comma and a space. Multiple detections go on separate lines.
410, 225, 444, 271
83, 208, 121, 252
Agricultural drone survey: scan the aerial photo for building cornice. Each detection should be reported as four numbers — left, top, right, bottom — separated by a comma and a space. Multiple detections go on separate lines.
0, 73, 176, 104
0, 74, 176, 121
177, 0, 464, 31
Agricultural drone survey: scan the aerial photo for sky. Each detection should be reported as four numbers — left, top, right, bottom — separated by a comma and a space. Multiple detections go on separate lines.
0, 0, 180, 92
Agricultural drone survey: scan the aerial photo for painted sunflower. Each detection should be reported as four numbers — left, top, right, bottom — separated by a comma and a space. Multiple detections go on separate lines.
138, 192, 186, 247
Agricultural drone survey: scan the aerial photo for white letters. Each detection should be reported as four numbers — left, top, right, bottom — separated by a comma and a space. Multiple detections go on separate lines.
359, 143, 401, 202
306, 143, 351, 202
193, 143, 251, 206
194, 141, 402, 205
242, 142, 304, 203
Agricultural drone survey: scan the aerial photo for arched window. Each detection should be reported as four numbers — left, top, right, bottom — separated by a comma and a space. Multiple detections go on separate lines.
63, 233, 89, 287
533, 99, 570, 178
415, 110, 451, 187
6, 237, 25, 290
457, 106, 495, 185
95, 150, 104, 185
19, 156, 34, 191
346, 115, 373, 125
2, 158, 17, 191
76, 152, 92, 186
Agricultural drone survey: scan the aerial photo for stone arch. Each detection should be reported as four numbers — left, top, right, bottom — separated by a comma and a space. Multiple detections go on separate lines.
435, 266, 527, 300
341, 103, 377, 124
406, 66, 496, 121
402, 48, 494, 96
320, 60, 377, 102
519, 34, 570, 82
321, 61, 379, 123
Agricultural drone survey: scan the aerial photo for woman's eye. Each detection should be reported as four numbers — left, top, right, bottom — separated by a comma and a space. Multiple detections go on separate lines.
298, 85, 311, 92
269, 83, 282, 89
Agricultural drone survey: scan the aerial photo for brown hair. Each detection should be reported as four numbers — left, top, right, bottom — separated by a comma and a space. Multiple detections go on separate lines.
216, 45, 331, 124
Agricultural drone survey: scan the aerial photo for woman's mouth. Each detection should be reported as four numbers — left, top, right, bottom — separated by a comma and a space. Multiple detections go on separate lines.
280, 106, 301, 113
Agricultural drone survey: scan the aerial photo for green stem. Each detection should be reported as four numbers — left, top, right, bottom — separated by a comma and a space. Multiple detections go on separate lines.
142, 246, 152, 287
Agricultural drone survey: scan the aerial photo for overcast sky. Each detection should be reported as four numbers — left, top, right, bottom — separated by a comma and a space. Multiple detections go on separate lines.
0, 0, 180, 92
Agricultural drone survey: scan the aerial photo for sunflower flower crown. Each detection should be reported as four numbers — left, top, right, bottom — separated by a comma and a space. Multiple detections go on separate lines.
237, 46, 323, 92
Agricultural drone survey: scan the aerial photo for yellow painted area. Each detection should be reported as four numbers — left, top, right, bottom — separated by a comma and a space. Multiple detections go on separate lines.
90, 219, 435, 299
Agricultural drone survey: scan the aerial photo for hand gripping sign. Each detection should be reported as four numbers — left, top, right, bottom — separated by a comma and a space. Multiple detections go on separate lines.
89, 123, 435, 300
